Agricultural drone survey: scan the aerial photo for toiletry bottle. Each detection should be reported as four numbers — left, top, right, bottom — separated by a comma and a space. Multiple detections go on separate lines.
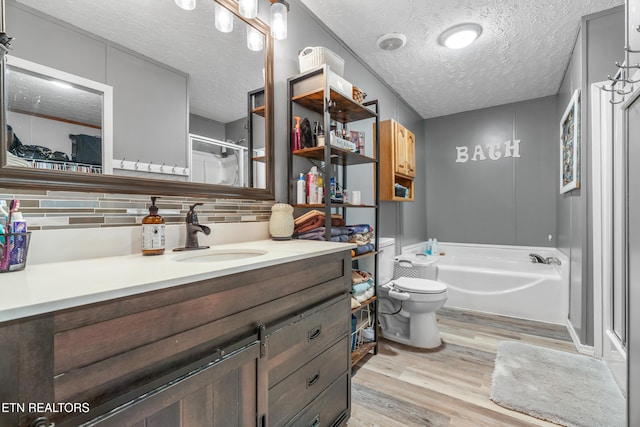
9, 209, 27, 270
432, 238, 439, 256
426, 238, 433, 256
293, 116, 302, 151
317, 176, 323, 204
142, 197, 165, 255
296, 173, 306, 205
0, 200, 7, 246
307, 166, 318, 204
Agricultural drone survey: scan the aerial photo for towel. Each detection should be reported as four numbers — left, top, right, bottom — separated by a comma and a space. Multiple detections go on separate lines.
352, 269, 371, 284
352, 280, 373, 294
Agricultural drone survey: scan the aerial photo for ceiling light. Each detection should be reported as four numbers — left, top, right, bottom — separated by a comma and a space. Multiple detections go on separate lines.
174, 0, 196, 11
269, 0, 289, 41
376, 33, 407, 51
214, 3, 234, 33
439, 23, 482, 49
239, 0, 258, 19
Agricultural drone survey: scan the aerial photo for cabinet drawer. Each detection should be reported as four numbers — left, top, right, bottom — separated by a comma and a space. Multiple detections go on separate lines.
269, 337, 349, 427
268, 296, 349, 388
284, 373, 350, 427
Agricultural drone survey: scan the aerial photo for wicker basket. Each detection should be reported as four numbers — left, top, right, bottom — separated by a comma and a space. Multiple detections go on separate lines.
298, 46, 345, 76
352, 86, 366, 104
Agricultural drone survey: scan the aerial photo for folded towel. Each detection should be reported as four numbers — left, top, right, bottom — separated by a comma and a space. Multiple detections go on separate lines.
349, 232, 373, 246
352, 269, 371, 284
353, 287, 375, 303
352, 280, 373, 294
348, 224, 373, 234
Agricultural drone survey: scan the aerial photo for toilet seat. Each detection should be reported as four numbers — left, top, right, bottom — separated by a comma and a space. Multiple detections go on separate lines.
392, 277, 447, 294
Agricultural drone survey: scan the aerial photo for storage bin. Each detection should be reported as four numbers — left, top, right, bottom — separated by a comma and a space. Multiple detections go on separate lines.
298, 46, 345, 76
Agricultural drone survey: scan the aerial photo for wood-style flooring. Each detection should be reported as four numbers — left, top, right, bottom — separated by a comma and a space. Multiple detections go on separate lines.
348, 307, 577, 427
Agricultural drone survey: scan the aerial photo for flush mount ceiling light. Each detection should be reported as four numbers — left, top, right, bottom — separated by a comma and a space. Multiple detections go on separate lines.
439, 23, 482, 49
174, 0, 196, 11
376, 33, 407, 51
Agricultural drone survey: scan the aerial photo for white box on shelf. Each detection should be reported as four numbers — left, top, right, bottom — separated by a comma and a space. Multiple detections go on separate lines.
298, 46, 345, 76
328, 71, 353, 99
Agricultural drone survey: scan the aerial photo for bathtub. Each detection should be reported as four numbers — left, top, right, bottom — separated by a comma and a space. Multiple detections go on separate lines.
401, 242, 569, 325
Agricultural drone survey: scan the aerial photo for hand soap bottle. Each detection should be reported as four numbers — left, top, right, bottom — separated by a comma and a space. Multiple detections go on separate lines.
142, 197, 165, 255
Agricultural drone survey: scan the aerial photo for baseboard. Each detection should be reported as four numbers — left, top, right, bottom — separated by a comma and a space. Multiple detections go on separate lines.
566, 319, 596, 356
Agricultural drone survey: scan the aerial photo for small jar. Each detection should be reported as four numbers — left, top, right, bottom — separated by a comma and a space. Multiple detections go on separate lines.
269, 203, 294, 240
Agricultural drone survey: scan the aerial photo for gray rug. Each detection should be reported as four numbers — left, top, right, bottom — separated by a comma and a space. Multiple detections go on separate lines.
490, 341, 625, 427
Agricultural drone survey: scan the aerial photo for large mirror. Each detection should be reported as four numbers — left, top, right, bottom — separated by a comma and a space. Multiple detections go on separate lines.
0, 0, 274, 199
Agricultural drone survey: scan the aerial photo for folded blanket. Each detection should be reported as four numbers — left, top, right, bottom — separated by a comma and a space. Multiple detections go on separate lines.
296, 216, 345, 234
349, 232, 373, 246
353, 287, 374, 303
352, 280, 373, 294
348, 224, 373, 234
296, 226, 351, 239
351, 243, 375, 256
351, 269, 371, 284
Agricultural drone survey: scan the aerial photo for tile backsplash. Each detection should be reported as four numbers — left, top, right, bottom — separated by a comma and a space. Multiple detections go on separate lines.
0, 188, 274, 230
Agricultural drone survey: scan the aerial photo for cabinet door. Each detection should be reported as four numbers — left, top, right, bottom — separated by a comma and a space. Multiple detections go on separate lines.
394, 122, 409, 176
628, 0, 640, 66
85, 343, 261, 427
405, 128, 416, 178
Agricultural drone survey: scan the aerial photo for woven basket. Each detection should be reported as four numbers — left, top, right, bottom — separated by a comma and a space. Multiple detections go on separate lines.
352, 86, 366, 104
298, 46, 345, 76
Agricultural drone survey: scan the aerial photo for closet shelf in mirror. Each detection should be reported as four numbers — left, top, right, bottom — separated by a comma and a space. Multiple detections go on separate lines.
293, 203, 377, 209
293, 146, 376, 166
252, 106, 266, 117
28, 159, 102, 174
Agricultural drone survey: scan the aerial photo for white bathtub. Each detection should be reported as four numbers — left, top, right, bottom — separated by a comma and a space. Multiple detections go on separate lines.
402, 242, 569, 325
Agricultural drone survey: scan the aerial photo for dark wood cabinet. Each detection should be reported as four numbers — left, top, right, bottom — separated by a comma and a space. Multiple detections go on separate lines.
0, 250, 352, 427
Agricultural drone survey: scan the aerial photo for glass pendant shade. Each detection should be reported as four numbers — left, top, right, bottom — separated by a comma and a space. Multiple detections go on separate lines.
247, 26, 264, 51
270, 1, 288, 40
214, 3, 234, 33
239, 0, 258, 19
174, 0, 196, 10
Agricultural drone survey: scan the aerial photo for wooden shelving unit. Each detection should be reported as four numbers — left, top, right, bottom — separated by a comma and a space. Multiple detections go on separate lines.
288, 65, 380, 369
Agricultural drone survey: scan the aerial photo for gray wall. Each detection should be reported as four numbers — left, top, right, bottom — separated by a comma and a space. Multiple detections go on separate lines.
424, 96, 557, 247
557, 6, 623, 346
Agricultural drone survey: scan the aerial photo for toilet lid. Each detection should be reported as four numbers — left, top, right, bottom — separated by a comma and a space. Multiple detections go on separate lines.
392, 277, 447, 294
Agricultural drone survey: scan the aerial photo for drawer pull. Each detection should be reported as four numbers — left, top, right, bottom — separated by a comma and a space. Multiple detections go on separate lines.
307, 372, 320, 388
308, 326, 322, 340
308, 415, 320, 427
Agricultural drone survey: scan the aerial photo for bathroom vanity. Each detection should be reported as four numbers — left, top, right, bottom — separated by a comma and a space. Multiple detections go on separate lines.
0, 240, 353, 427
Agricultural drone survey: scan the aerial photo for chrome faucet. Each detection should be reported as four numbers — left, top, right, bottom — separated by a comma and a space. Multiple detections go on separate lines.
175, 203, 211, 251
529, 253, 547, 264
529, 253, 562, 265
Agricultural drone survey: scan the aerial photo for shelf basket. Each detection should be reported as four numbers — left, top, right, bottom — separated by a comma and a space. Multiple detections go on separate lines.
0, 232, 31, 273
298, 46, 345, 76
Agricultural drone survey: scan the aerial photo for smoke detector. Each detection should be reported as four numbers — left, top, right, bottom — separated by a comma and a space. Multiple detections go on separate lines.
376, 33, 407, 51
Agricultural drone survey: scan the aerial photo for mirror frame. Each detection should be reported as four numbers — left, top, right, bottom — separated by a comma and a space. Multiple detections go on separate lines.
0, 0, 275, 200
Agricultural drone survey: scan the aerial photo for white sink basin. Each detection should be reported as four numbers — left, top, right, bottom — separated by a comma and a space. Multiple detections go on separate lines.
173, 249, 267, 263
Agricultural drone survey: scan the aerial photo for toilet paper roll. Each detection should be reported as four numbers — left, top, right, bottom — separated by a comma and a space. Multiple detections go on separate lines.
351, 190, 361, 205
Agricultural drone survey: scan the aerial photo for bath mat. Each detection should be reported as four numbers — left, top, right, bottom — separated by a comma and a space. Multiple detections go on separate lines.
490, 341, 625, 427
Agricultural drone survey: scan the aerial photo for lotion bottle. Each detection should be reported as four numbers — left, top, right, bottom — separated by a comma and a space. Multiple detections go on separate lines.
296, 173, 306, 205
142, 197, 165, 255
293, 116, 302, 151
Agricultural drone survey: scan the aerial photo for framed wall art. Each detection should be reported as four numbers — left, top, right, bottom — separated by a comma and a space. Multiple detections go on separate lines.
560, 89, 580, 193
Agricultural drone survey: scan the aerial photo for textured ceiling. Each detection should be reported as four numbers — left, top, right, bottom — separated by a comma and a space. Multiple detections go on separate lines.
299, 0, 624, 119
15, 0, 264, 124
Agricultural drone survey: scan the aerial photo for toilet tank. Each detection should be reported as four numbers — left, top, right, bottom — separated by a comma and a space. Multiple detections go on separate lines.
360, 237, 395, 284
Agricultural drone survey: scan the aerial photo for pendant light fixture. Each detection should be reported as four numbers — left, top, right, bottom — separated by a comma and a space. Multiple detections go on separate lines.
174, 0, 196, 11
239, 0, 259, 19
269, 0, 289, 41
214, 3, 234, 33
247, 26, 264, 51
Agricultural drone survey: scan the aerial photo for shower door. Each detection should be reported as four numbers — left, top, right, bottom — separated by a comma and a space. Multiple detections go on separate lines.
625, 84, 640, 426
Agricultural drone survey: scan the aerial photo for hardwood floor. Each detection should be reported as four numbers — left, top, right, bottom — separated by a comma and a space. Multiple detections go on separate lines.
348, 307, 576, 427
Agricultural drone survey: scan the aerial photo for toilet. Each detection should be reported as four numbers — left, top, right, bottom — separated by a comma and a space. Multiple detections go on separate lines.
362, 238, 448, 349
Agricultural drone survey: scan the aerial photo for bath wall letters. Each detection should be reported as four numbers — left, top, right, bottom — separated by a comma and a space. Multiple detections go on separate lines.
455, 139, 521, 163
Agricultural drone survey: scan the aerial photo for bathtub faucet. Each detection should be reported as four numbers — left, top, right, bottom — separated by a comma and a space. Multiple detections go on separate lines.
529, 253, 562, 265
529, 253, 546, 264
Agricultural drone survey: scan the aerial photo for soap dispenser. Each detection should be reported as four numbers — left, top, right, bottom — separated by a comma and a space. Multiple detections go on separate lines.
142, 197, 165, 255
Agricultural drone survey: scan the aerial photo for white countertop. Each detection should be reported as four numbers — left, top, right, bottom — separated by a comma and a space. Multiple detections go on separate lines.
0, 239, 355, 323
